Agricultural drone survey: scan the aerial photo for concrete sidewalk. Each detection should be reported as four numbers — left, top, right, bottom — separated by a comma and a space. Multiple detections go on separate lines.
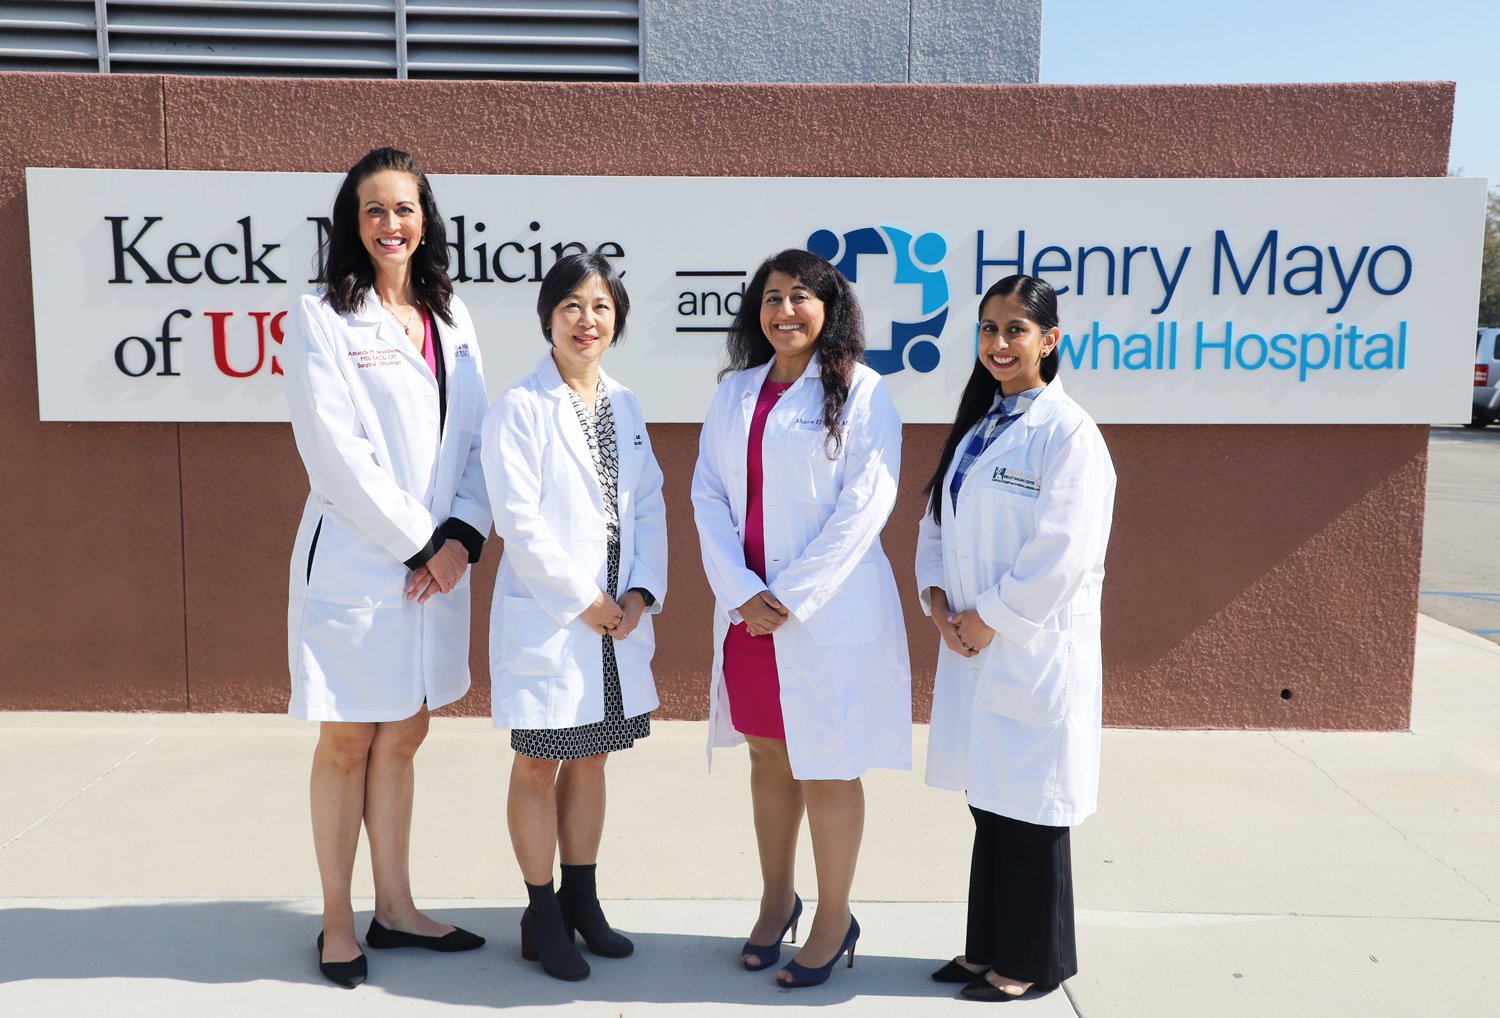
1, 614, 1496, 1016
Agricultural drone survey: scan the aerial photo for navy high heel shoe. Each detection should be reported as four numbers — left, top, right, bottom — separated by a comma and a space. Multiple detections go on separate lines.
740, 894, 803, 971
776, 914, 859, 988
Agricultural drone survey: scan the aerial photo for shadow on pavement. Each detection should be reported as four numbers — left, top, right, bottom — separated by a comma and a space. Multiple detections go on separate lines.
0, 900, 967, 1008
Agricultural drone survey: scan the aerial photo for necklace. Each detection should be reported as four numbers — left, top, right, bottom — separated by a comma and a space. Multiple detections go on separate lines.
382, 298, 416, 336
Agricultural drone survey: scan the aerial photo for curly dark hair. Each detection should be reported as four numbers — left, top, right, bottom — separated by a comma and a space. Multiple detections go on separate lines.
924, 274, 1061, 523
320, 147, 454, 327
720, 248, 865, 456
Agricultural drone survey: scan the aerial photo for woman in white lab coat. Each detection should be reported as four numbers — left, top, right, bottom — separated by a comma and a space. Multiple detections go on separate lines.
482, 251, 667, 983
915, 274, 1115, 1002
692, 248, 911, 989
284, 148, 490, 989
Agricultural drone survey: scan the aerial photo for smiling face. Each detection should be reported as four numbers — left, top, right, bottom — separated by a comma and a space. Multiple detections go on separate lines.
356, 169, 424, 283
759, 270, 826, 364
978, 292, 1059, 395
547, 273, 617, 377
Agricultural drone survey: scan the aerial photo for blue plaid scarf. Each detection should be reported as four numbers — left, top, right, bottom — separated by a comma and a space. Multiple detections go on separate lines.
949, 386, 1043, 512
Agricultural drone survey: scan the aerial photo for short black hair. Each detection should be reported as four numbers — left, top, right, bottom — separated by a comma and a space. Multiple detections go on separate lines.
536, 250, 631, 345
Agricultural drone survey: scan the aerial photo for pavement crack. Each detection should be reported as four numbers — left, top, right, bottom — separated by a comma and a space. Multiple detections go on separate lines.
1269, 733, 1499, 909
1, 729, 166, 853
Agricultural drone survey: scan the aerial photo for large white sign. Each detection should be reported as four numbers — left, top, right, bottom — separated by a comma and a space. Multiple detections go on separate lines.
27, 169, 1486, 424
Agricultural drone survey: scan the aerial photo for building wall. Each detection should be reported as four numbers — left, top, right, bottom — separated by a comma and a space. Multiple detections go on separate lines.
0, 74, 1452, 728
641, 0, 1042, 83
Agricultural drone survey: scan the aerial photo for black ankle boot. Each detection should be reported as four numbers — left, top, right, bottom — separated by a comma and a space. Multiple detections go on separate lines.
557, 863, 634, 958
520, 879, 589, 981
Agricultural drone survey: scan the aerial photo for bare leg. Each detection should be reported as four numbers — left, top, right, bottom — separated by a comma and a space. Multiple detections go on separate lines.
508, 752, 562, 884
365, 706, 453, 937
778, 777, 864, 983
556, 753, 608, 865
310, 721, 376, 962
742, 736, 805, 967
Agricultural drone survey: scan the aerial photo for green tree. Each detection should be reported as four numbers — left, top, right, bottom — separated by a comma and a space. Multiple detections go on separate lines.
1480, 190, 1500, 326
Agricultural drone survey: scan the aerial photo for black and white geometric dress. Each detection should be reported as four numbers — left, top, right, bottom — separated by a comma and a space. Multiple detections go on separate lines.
510, 381, 652, 761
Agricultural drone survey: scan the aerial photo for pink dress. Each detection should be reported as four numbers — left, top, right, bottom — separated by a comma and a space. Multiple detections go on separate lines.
722, 377, 794, 739
422, 313, 438, 375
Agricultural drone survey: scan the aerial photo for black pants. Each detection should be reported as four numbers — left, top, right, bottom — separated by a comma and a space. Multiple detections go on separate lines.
964, 805, 1077, 986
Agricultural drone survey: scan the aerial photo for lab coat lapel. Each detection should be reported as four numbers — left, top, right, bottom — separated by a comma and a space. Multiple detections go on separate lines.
968, 377, 1067, 475
353, 292, 435, 381
537, 352, 605, 508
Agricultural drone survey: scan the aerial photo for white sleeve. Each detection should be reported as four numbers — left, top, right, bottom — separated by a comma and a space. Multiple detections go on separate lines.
444, 305, 492, 541
481, 390, 601, 627
690, 381, 768, 615
770, 377, 902, 622
974, 420, 1115, 647
914, 498, 946, 618
284, 293, 434, 564
623, 400, 668, 613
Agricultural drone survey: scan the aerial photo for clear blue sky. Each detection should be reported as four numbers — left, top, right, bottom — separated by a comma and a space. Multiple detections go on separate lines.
1041, 0, 1499, 187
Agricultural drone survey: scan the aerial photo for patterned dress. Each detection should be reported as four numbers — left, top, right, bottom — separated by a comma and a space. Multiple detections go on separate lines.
510, 380, 652, 760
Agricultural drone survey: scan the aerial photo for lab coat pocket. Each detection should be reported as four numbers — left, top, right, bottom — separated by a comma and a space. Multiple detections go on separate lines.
784, 426, 841, 504
305, 515, 398, 607
975, 628, 1073, 727
500, 596, 569, 677
802, 562, 880, 647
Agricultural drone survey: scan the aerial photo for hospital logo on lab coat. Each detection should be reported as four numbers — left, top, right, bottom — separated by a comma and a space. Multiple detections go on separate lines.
991, 466, 1041, 495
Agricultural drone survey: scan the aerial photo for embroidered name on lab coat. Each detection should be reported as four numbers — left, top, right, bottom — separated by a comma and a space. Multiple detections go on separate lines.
991, 466, 1041, 496
633, 433, 643, 447
455, 343, 471, 358
347, 348, 403, 369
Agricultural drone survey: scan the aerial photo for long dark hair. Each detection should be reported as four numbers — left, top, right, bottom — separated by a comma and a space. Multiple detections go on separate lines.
721, 248, 864, 457
536, 250, 631, 344
321, 146, 454, 327
924, 274, 1060, 523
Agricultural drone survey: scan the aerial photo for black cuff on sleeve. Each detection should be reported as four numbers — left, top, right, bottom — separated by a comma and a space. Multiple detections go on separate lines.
403, 529, 443, 571
627, 586, 657, 608
440, 518, 487, 563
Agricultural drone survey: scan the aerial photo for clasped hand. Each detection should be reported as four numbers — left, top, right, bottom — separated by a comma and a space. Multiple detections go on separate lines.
736, 589, 789, 637
927, 588, 991, 658
580, 589, 648, 638
404, 539, 468, 604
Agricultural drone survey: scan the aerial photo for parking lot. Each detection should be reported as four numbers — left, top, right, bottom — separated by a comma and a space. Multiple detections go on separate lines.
1420, 424, 1500, 644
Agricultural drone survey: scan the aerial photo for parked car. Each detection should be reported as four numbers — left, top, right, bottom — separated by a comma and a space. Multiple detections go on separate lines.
1472, 327, 1500, 428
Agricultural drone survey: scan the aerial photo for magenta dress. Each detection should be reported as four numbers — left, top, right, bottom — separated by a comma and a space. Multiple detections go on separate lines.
722, 377, 794, 740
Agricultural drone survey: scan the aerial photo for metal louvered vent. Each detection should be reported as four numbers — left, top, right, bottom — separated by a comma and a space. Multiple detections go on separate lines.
0, 0, 639, 79
407, 2, 639, 80
0, 1, 104, 72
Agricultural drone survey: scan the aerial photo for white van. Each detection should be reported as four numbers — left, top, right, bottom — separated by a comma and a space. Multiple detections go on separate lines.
1472, 328, 1500, 428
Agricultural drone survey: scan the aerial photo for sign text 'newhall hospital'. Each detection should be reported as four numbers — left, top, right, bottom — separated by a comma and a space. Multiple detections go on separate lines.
27, 171, 1485, 424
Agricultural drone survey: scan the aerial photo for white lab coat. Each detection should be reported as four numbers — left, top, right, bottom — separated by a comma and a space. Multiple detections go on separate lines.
285, 290, 491, 722
916, 377, 1115, 827
692, 357, 912, 780
483, 352, 668, 730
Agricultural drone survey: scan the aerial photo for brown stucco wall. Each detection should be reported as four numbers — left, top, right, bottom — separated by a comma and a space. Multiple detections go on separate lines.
0, 74, 1453, 728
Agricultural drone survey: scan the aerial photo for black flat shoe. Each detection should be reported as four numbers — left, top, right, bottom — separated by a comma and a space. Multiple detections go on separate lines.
317, 931, 367, 989
366, 917, 485, 952
932, 958, 990, 983
959, 977, 1059, 1001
